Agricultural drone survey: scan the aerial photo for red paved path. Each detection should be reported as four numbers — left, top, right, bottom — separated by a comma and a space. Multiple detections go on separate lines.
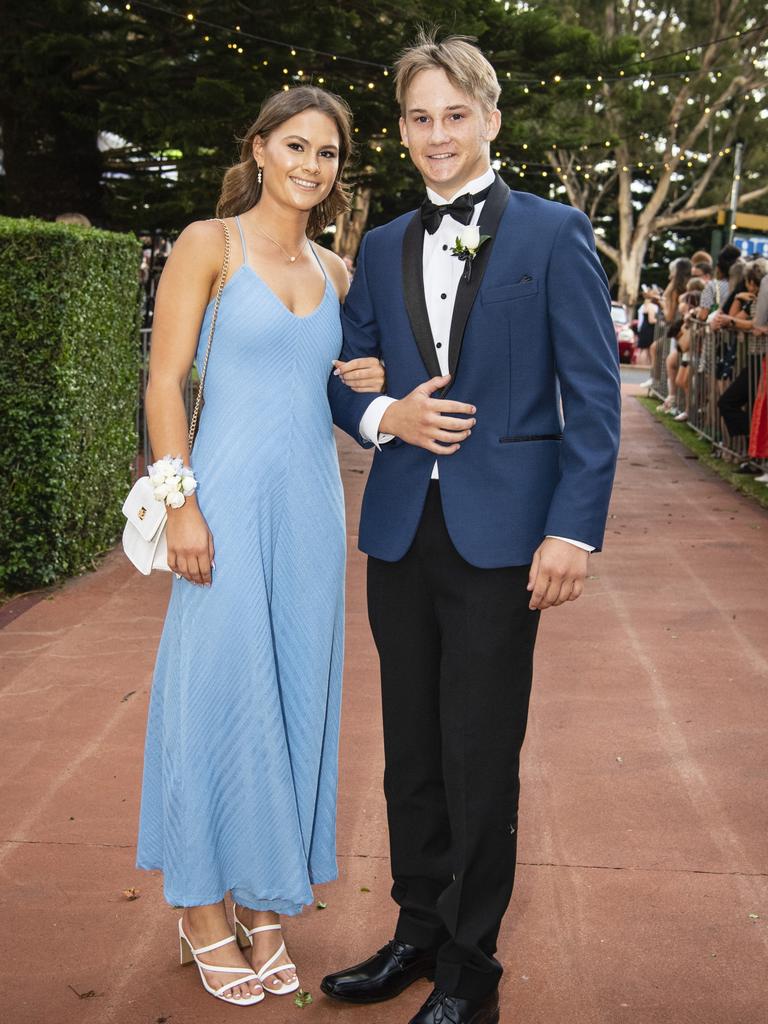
2, 387, 767, 1024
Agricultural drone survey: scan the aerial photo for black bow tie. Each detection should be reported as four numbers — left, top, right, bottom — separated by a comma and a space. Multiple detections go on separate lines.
420, 184, 493, 235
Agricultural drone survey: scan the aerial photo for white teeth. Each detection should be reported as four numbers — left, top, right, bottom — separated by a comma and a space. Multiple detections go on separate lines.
291, 177, 319, 189
429, 154, 455, 160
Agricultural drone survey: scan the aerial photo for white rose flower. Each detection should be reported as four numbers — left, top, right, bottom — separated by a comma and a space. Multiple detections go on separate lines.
458, 225, 480, 250
181, 475, 197, 493
167, 490, 186, 509
149, 472, 165, 487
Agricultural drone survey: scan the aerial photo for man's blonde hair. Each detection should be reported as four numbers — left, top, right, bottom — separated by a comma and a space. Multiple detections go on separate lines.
394, 31, 501, 116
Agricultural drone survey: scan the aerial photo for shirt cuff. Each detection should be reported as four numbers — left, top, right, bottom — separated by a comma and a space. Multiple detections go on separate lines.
359, 395, 398, 450
546, 535, 595, 553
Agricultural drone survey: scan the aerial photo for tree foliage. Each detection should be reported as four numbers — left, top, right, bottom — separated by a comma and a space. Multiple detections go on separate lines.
2, 1, 766, 296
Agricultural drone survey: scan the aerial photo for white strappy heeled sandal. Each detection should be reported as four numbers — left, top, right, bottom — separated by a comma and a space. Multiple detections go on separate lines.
178, 918, 264, 1006
233, 906, 300, 996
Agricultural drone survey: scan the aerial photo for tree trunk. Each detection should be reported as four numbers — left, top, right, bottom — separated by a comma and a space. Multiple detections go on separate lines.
616, 236, 650, 309
333, 186, 371, 260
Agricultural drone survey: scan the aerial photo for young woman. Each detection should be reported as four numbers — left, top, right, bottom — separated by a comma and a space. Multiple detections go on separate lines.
662, 256, 692, 322
136, 86, 385, 1006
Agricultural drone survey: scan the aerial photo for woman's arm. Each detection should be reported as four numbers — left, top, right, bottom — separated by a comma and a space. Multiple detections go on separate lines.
145, 219, 224, 585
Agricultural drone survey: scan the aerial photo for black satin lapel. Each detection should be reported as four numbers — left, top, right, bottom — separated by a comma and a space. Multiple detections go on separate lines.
447, 174, 512, 379
402, 212, 442, 380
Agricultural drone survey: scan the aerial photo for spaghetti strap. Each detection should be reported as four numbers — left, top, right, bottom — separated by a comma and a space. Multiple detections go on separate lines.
309, 242, 328, 281
234, 216, 248, 266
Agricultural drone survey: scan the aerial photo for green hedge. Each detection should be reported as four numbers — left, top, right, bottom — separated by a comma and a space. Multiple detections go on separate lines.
0, 217, 140, 589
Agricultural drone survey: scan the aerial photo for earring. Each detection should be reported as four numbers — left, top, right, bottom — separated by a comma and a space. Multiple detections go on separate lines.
257, 166, 263, 186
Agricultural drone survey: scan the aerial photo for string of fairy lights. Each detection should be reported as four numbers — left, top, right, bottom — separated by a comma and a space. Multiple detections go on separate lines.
116, 1, 767, 188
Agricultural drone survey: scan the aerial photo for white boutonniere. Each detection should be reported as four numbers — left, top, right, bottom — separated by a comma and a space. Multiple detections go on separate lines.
450, 226, 491, 282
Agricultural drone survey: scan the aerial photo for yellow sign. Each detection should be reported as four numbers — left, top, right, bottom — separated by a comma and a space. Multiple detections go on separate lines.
716, 210, 768, 230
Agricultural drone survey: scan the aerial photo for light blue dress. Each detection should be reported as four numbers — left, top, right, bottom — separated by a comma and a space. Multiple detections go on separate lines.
137, 217, 346, 914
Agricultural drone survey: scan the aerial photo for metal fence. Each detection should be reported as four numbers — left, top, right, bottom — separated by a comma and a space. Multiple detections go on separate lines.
648, 319, 768, 470
132, 313, 768, 479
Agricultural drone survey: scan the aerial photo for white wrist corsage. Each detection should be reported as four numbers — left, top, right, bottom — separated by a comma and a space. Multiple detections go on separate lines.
148, 454, 198, 509
450, 225, 491, 282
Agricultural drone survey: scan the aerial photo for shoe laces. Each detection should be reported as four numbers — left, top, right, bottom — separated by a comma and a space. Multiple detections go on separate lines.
427, 989, 462, 1024
378, 939, 410, 967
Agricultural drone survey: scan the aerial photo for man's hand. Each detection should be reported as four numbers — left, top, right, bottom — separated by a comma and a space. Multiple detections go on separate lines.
379, 375, 476, 454
527, 538, 588, 610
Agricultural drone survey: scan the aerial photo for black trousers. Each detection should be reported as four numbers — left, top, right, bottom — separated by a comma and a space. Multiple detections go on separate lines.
718, 357, 761, 438
367, 482, 540, 1000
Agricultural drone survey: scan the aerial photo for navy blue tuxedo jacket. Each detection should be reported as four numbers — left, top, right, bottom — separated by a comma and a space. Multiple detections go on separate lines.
328, 175, 621, 568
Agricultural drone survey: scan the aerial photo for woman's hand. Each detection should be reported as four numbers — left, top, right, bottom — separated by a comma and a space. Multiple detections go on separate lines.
166, 499, 215, 585
333, 357, 386, 393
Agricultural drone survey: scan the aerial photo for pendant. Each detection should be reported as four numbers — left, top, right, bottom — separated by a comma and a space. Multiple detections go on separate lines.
290, 256, 296, 263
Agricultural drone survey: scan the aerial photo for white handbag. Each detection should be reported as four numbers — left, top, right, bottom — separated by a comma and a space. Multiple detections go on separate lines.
121, 219, 231, 575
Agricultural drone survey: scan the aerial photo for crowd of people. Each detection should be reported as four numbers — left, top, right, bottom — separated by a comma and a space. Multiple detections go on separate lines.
638, 243, 768, 483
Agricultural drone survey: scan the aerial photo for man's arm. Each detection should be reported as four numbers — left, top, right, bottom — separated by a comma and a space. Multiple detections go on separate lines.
544, 208, 621, 544
328, 233, 476, 452
327, 233, 389, 447
528, 209, 621, 610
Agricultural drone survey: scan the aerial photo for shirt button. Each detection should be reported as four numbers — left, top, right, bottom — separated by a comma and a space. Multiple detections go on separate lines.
440, 293, 447, 300
436, 342, 443, 349
442, 244, 448, 251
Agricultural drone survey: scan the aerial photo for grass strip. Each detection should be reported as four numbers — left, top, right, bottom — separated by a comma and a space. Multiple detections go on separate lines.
635, 396, 768, 512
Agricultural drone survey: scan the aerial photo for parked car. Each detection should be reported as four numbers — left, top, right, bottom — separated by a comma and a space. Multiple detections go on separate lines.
611, 302, 637, 363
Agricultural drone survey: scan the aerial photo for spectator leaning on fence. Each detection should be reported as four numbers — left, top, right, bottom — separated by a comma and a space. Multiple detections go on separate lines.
712, 258, 767, 333
696, 243, 740, 321
691, 259, 713, 285
716, 258, 768, 470
669, 280, 705, 422
657, 279, 703, 419
663, 257, 692, 322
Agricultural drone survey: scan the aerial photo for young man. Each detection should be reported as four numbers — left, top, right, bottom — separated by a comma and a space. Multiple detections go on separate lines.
325, 34, 621, 1024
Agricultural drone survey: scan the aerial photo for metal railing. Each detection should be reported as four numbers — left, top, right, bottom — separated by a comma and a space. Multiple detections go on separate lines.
648, 319, 768, 469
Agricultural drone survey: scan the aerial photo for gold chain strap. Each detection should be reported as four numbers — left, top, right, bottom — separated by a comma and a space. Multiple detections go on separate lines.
186, 218, 232, 453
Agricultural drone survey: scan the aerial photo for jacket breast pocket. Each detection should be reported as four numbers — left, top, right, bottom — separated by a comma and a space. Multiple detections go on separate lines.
482, 279, 539, 304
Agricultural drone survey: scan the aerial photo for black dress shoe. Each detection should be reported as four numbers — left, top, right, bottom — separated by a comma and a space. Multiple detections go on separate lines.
320, 939, 436, 1003
409, 987, 500, 1024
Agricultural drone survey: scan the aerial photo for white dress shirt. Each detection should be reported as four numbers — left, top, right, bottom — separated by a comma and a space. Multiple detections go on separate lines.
358, 167, 592, 554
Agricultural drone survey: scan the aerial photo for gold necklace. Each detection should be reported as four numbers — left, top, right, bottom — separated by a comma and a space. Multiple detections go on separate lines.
253, 223, 309, 264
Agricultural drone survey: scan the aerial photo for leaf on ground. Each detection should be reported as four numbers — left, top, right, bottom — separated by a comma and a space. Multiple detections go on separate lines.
156, 1017, 171, 1023
748, 913, 759, 920
121, 690, 137, 702
68, 985, 99, 999
316, 901, 327, 910
615, 756, 624, 764
122, 887, 140, 901
294, 989, 313, 1008
360, 886, 371, 892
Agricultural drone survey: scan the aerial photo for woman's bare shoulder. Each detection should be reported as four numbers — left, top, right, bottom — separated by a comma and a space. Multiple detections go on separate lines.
162, 219, 232, 287
174, 218, 228, 257
314, 244, 350, 301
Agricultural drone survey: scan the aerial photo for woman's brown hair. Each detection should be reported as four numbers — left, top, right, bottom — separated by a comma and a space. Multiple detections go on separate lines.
216, 86, 353, 238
